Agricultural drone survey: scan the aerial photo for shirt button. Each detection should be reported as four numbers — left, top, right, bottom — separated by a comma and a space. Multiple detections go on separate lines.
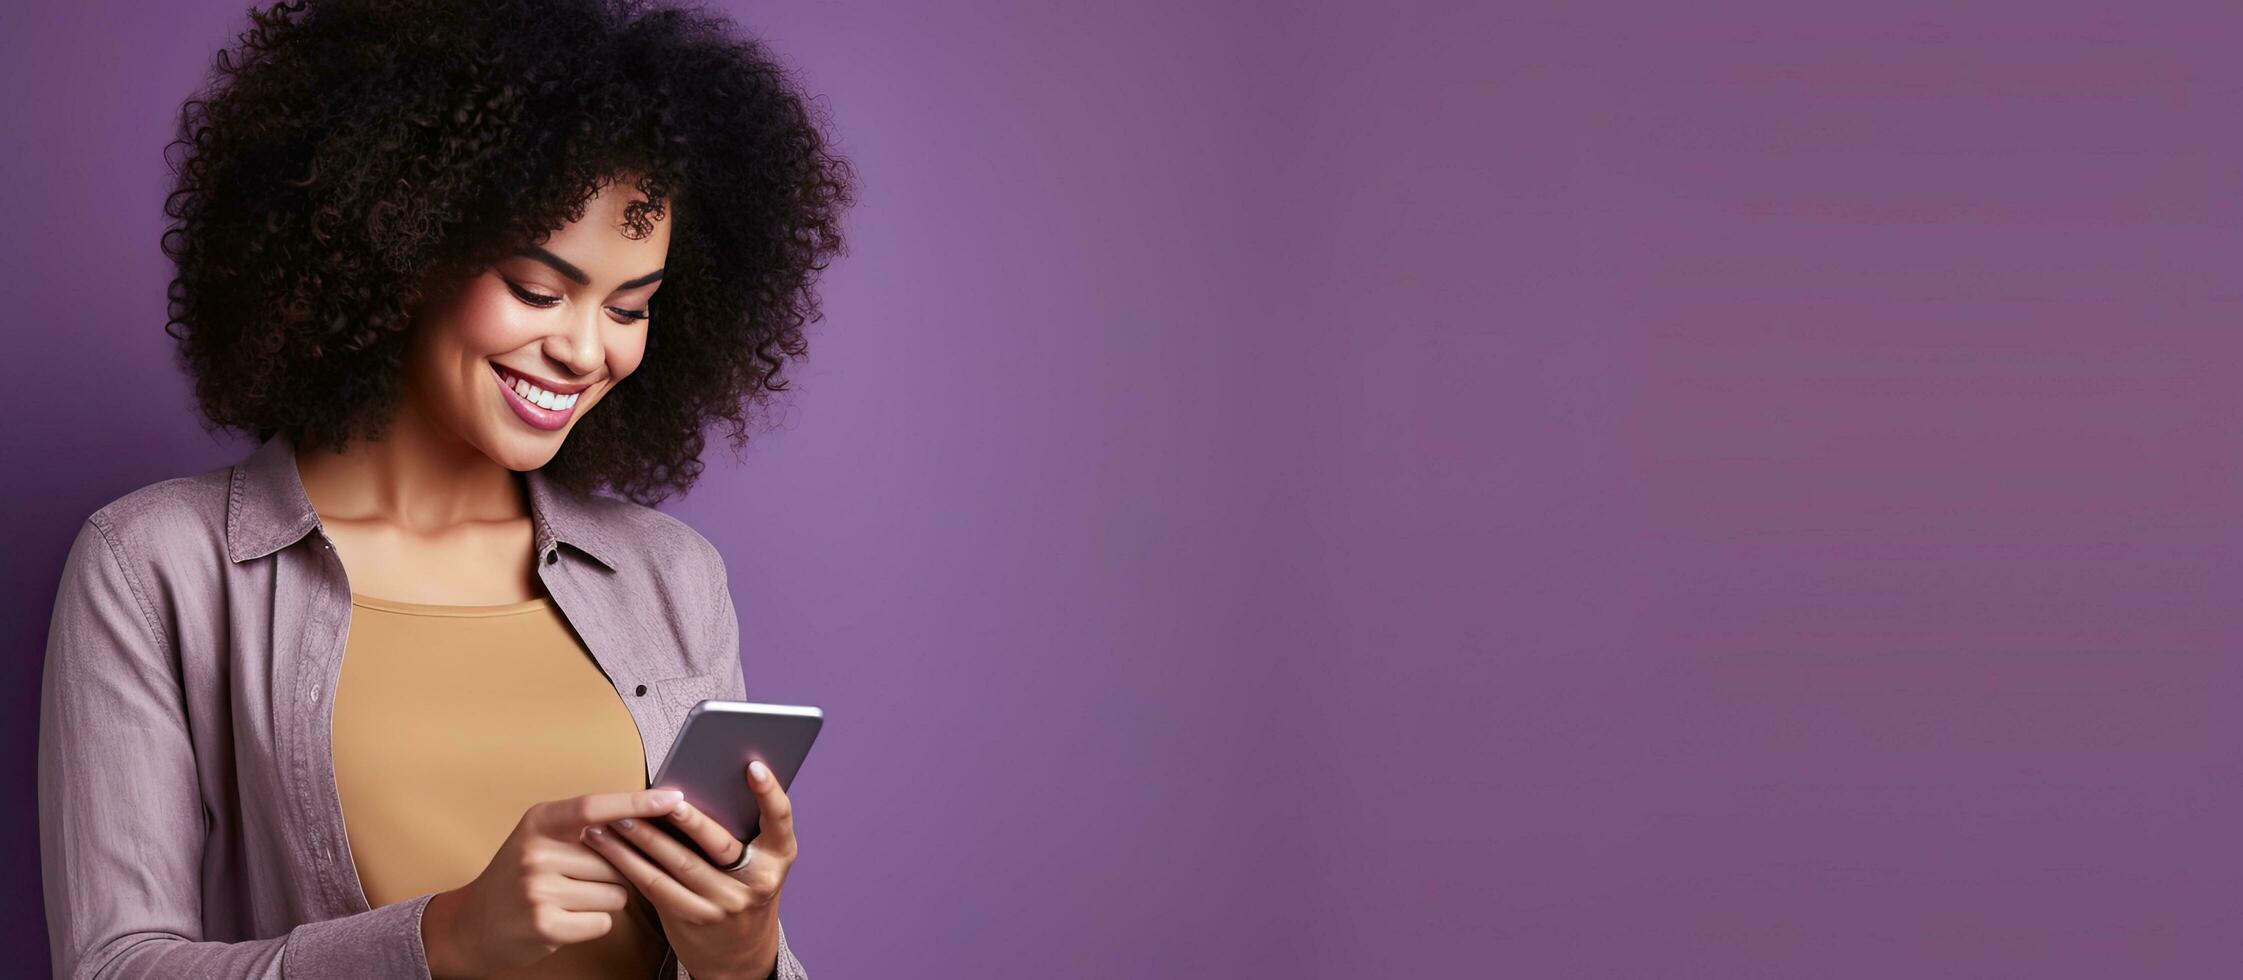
635, 684, 647, 696
545, 550, 559, 565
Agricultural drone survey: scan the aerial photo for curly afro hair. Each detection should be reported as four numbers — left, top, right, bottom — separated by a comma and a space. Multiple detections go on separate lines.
161, 0, 856, 505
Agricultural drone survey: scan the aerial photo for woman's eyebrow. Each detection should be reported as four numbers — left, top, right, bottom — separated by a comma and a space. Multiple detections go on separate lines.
512, 246, 665, 289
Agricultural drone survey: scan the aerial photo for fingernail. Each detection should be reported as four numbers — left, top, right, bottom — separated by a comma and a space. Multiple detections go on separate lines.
618, 818, 635, 831
587, 825, 607, 839
749, 760, 770, 784
650, 789, 683, 807
672, 801, 691, 817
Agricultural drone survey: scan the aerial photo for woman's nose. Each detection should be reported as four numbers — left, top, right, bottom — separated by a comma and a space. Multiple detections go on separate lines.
547, 316, 605, 377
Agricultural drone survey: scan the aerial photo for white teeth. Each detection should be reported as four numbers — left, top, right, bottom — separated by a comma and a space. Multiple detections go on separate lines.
500, 368, 579, 411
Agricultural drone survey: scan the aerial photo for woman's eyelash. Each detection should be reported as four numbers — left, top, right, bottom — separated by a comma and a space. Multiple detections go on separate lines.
506, 282, 562, 307
507, 281, 651, 323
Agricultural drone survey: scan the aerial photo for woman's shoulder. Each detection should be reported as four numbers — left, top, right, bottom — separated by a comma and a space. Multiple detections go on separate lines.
556, 486, 729, 586
557, 491, 736, 674
77, 462, 235, 561
54, 463, 237, 634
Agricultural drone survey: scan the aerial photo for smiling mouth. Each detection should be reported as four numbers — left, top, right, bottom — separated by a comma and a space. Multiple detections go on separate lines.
492, 363, 583, 430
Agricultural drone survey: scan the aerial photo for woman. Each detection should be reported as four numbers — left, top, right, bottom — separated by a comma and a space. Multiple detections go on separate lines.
37, 1, 854, 977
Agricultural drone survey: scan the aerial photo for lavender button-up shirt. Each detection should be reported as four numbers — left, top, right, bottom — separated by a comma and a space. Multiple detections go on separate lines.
38, 433, 806, 979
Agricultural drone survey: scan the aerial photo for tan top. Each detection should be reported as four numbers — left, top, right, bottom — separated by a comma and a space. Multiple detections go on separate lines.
333, 590, 666, 979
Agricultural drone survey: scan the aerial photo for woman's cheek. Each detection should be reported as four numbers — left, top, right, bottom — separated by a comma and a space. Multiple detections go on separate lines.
457, 285, 543, 353
600, 335, 644, 385
611, 348, 644, 382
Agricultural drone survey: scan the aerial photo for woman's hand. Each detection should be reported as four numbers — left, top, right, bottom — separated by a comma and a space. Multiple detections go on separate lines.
423, 788, 690, 978
580, 760, 798, 980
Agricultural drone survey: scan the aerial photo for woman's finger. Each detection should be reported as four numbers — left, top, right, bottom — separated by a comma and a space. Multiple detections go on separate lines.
618, 805, 755, 902
547, 838, 633, 885
538, 788, 689, 838
546, 872, 637, 913
657, 799, 748, 870
582, 820, 741, 923
743, 760, 797, 861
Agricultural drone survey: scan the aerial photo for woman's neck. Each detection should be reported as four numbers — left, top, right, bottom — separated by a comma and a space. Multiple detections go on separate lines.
294, 396, 528, 536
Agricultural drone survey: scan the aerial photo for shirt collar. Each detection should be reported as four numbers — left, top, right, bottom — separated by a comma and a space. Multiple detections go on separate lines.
224, 432, 621, 571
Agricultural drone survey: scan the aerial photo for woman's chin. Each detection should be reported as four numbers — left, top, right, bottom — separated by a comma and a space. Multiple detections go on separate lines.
480, 425, 568, 472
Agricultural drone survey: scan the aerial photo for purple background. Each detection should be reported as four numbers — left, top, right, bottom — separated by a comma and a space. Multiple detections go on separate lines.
6, 2, 2239, 976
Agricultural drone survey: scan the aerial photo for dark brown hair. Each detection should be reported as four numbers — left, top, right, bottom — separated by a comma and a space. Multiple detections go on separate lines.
162, 0, 857, 504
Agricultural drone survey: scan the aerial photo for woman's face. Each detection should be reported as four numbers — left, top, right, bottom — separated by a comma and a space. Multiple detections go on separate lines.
401, 177, 672, 471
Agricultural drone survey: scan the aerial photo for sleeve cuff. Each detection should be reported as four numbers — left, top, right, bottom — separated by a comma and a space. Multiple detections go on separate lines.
279, 891, 438, 979
773, 915, 807, 979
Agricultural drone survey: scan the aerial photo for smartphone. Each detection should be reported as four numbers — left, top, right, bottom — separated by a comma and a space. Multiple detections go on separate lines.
645, 700, 824, 859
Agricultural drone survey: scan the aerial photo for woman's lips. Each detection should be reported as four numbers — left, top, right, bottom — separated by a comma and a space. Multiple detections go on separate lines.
493, 363, 577, 431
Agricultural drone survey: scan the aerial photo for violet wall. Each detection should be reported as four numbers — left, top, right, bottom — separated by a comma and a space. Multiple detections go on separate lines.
4, 2, 2236, 975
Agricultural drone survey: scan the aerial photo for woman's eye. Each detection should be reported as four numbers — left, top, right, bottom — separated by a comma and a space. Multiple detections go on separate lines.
506, 282, 562, 308
507, 278, 649, 324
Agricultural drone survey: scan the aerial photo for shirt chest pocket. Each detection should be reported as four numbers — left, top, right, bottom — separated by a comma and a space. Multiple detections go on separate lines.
646, 670, 726, 731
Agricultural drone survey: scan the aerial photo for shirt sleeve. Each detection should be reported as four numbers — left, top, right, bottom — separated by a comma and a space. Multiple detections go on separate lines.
38, 516, 442, 979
